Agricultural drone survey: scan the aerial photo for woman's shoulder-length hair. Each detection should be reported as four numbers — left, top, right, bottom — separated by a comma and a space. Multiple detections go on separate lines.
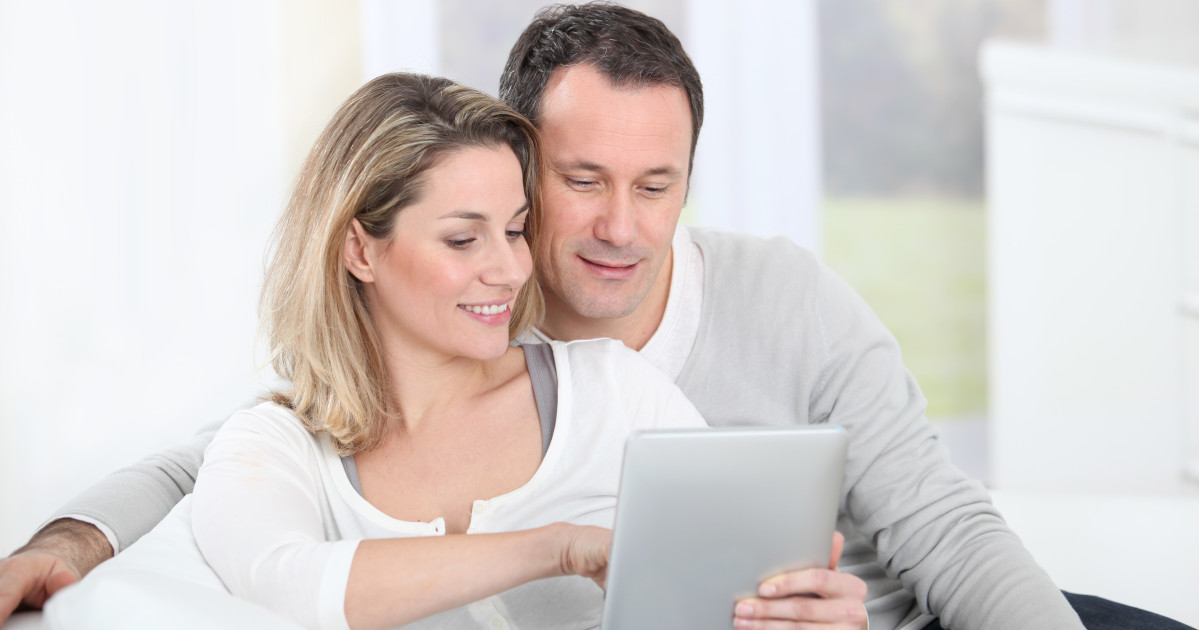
259, 72, 544, 455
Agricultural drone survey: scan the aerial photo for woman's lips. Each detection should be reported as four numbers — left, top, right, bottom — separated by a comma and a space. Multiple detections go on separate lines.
458, 301, 513, 324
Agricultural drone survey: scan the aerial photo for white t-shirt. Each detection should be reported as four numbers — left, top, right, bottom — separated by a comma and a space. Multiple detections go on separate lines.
638, 225, 704, 381
524, 224, 705, 382
190, 338, 707, 630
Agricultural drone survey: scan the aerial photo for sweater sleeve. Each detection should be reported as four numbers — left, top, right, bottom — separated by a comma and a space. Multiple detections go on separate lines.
808, 263, 1083, 630
190, 407, 358, 630
48, 417, 224, 553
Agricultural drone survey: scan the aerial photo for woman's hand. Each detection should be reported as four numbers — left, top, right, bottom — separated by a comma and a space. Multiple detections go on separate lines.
556, 524, 612, 589
732, 531, 869, 629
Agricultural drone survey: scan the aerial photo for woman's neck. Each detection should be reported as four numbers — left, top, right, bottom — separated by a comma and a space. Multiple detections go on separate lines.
381, 342, 520, 435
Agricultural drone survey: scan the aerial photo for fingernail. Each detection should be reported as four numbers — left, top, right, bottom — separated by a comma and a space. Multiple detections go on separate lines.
759, 583, 777, 597
734, 603, 753, 617
733, 618, 752, 629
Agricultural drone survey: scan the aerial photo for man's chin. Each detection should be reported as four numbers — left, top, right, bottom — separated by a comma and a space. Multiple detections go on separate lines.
549, 285, 645, 321
570, 300, 642, 320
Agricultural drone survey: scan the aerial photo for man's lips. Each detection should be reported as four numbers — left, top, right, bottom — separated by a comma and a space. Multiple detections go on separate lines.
579, 255, 639, 279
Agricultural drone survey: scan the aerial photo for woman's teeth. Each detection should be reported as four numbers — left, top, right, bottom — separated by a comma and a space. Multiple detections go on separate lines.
463, 303, 509, 315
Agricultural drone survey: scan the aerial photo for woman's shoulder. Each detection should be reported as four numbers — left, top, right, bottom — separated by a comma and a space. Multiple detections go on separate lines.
214, 400, 324, 453
544, 337, 650, 369
540, 337, 678, 397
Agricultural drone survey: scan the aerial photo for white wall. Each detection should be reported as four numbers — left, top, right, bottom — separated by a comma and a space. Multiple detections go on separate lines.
0, 0, 368, 553
1049, 0, 1199, 67
685, 0, 822, 251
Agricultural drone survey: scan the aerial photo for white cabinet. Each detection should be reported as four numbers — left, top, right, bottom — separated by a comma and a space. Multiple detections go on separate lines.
983, 43, 1199, 491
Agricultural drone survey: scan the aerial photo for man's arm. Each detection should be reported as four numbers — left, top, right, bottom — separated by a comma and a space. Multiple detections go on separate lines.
680, 230, 1081, 629
0, 518, 111, 621
0, 417, 223, 622
805, 264, 1083, 629
51, 418, 223, 553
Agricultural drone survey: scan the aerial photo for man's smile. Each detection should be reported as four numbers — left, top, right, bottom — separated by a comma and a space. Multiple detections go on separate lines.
578, 255, 640, 279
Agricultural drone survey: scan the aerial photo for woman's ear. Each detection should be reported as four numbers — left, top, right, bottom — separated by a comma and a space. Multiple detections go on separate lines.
344, 219, 376, 284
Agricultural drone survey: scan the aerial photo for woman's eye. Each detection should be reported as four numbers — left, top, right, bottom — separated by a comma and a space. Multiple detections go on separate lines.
446, 237, 476, 249
506, 229, 529, 242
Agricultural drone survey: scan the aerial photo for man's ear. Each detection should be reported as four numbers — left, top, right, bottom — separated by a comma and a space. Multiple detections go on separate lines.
344, 219, 376, 284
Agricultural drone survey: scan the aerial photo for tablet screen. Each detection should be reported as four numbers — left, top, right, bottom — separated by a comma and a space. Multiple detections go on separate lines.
600, 426, 848, 630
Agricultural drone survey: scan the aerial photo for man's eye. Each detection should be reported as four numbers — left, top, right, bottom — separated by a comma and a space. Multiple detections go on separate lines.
643, 185, 668, 195
566, 178, 596, 190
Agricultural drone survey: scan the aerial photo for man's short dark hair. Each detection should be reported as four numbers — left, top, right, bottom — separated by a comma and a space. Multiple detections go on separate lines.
499, 2, 704, 168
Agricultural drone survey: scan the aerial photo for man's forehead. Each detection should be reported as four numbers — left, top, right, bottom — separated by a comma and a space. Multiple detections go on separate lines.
537, 65, 692, 165
539, 66, 689, 129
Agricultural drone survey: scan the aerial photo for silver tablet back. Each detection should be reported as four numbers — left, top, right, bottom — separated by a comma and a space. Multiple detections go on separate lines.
600, 426, 848, 630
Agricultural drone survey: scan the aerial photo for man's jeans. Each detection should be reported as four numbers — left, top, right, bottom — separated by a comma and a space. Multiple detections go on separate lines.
921, 592, 1196, 630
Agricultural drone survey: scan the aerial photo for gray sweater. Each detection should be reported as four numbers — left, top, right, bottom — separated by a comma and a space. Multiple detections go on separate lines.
53, 227, 1083, 629
680, 228, 1082, 630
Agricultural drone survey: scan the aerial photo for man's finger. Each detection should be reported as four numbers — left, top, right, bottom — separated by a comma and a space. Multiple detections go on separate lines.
759, 568, 868, 601
728, 595, 872, 624
0, 559, 42, 623
829, 531, 845, 570
45, 569, 78, 597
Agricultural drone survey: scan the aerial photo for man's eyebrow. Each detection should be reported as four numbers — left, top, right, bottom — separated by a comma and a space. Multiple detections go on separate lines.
644, 166, 682, 177
557, 160, 606, 173
557, 161, 682, 178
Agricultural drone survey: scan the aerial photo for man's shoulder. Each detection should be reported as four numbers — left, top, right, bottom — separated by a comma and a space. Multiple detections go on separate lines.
688, 227, 821, 274
687, 227, 824, 300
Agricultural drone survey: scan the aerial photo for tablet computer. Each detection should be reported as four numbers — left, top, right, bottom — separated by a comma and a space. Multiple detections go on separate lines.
600, 425, 848, 630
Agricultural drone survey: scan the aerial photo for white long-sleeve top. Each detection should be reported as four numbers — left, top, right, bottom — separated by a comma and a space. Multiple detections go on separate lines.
190, 338, 707, 630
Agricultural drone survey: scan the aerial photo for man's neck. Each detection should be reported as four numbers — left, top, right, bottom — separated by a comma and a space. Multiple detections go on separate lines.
539, 249, 673, 351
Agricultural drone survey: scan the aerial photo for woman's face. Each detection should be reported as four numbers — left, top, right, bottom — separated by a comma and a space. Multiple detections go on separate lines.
351, 145, 531, 364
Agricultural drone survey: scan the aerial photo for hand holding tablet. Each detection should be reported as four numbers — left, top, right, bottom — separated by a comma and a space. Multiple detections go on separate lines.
601, 426, 864, 630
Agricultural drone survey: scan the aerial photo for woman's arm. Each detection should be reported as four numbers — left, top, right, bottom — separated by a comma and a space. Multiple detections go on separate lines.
192, 407, 606, 630
346, 524, 609, 630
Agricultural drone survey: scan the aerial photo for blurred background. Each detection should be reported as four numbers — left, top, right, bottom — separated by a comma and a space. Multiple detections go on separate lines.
1, 0, 1196, 625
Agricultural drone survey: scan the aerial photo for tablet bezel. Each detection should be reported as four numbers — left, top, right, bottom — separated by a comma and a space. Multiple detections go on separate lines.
600, 425, 848, 630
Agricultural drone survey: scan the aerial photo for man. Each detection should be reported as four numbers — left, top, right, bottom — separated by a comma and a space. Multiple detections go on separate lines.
1, 4, 1190, 629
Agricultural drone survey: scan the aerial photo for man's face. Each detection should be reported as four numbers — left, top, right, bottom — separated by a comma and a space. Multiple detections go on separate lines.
535, 64, 692, 325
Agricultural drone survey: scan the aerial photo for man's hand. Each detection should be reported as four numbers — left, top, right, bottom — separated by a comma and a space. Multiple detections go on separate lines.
733, 531, 869, 629
0, 519, 113, 623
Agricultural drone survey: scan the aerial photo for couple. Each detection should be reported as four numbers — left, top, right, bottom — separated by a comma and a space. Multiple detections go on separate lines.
16, 20, 859, 630
3, 4, 1180, 630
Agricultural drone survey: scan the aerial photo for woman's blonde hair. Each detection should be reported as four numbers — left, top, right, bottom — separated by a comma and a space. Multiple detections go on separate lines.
261, 72, 545, 455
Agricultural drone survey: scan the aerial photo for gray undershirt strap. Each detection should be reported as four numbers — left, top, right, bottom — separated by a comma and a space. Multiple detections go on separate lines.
343, 445, 364, 497
341, 344, 558, 497
523, 342, 559, 457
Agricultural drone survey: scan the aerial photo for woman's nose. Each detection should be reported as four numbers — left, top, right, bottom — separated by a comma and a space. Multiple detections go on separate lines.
482, 236, 531, 288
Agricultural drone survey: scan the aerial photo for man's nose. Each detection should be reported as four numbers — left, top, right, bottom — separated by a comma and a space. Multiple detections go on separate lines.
593, 190, 636, 247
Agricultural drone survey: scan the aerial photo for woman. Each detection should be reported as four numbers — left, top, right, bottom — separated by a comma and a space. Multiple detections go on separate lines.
189, 73, 709, 629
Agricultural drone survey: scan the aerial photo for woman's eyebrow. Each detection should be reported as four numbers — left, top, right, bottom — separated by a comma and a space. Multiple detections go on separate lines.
438, 210, 488, 221
437, 205, 528, 222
